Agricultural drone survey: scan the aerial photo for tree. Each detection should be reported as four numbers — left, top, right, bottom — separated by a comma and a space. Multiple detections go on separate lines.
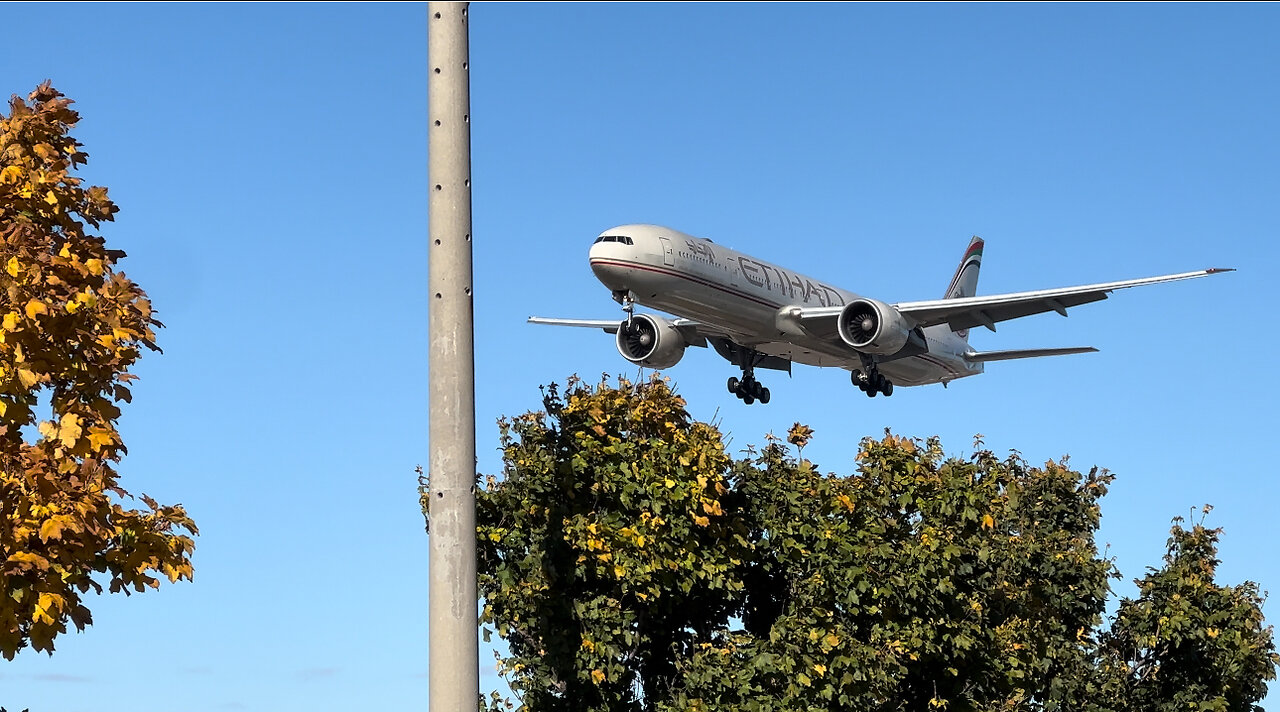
0, 83, 196, 659
1098, 513, 1277, 712
456, 376, 1276, 711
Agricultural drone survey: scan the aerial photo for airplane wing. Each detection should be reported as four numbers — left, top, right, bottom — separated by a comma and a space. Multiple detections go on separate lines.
892, 268, 1232, 332
791, 268, 1231, 335
963, 346, 1097, 363
527, 316, 723, 346
527, 317, 625, 333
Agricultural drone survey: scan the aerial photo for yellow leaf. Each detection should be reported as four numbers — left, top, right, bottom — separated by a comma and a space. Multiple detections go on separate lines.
5, 257, 19, 277
44, 190, 59, 206
813, 663, 827, 677
24, 299, 48, 319
590, 669, 605, 684
85, 258, 104, 276
39, 518, 67, 542
693, 515, 710, 527
0, 165, 22, 183
2, 312, 18, 331
18, 368, 40, 388
982, 514, 995, 529
38, 421, 56, 439
825, 634, 840, 648
6, 551, 51, 571
57, 413, 83, 447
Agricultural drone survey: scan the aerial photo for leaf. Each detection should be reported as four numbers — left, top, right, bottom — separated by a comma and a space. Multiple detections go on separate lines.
39, 518, 68, 542
6, 551, 51, 572
57, 413, 83, 447
24, 299, 48, 319
2, 313, 18, 331
18, 368, 40, 388
5, 257, 19, 277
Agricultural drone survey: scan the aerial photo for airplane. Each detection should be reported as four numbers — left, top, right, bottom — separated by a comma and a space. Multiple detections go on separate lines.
529, 224, 1231, 405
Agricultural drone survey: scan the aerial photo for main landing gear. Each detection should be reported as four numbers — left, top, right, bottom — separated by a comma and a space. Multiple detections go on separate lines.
852, 357, 894, 398
728, 373, 770, 405
727, 346, 771, 405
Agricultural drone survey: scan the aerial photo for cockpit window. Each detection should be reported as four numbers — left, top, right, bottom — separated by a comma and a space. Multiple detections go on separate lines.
593, 235, 634, 245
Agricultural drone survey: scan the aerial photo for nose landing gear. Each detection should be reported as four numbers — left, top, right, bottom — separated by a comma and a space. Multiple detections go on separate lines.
612, 289, 637, 331
728, 373, 770, 405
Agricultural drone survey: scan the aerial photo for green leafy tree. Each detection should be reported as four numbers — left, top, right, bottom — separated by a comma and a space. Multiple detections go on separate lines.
1098, 513, 1277, 712
458, 377, 1276, 711
0, 83, 196, 659
464, 376, 752, 711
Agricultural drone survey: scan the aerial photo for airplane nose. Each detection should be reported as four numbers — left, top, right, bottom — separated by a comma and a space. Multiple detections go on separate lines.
589, 239, 630, 291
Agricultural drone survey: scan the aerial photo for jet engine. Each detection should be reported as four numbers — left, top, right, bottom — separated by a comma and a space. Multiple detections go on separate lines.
837, 298, 912, 354
615, 314, 687, 369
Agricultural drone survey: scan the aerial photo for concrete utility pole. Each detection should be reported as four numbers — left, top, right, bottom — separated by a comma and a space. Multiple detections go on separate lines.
428, 3, 478, 711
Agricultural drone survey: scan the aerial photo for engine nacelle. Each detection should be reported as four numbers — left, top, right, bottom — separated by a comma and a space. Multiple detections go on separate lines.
838, 298, 912, 355
615, 314, 687, 369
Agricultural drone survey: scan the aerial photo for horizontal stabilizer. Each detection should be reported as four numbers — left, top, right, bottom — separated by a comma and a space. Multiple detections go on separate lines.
964, 346, 1098, 363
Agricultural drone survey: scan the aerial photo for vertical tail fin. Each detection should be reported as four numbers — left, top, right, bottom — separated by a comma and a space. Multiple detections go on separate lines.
945, 236, 984, 339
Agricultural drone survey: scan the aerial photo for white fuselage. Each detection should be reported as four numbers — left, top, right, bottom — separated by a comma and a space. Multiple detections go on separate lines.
588, 224, 982, 387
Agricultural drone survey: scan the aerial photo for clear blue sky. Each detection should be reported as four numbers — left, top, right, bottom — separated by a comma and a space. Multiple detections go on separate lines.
3, 3, 1278, 709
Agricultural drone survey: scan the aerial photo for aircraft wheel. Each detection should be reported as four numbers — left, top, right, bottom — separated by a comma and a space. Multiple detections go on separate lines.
851, 370, 863, 387
728, 376, 739, 394
882, 381, 893, 396
743, 393, 755, 405
865, 386, 877, 398
759, 387, 771, 404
